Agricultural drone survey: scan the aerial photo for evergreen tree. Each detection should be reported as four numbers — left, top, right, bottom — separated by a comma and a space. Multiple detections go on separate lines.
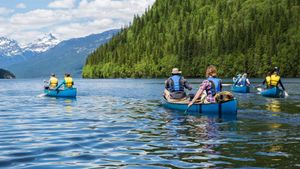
83, 0, 300, 78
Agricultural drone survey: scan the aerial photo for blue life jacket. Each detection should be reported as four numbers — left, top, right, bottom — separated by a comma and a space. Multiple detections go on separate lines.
234, 77, 240, 85
207, 77, 221, 96
240, 78, 247, 86
170, 75, 183, 92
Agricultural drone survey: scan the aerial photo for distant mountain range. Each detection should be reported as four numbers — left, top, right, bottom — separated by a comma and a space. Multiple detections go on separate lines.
1, 29, 119, 78
0, 37, 23, 57
22, 33, 60, 53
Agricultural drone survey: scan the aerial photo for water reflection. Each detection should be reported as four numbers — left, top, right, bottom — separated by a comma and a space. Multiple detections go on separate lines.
266, 99, 281, 113
63, 98, 77, 113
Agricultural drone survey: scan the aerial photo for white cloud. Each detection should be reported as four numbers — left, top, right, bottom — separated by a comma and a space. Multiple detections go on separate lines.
1, 0, 155, 44
16, 3, 27, 9
53, 19, 118, 39
0, 7, 14, 16
48, 0, 76, 9
10, 9, 72, 28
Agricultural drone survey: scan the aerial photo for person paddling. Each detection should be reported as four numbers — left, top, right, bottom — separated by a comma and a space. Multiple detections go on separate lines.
237, 73, 250, 86
48, 73, 58, 89
233, 74, 241, 86
188, 65, 222, 107
266, 67, 285, 90
262, 72, 272, 88
164, 68, 192, 100
56, 73, 74, 89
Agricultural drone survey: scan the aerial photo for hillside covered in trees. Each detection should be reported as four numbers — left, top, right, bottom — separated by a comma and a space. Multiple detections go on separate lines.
0, 69, 15, 79
83, 0, 300, 78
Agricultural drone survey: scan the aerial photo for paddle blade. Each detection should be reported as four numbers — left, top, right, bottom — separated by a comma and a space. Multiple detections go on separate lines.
38, 93, 46, 97
184, 106, 190, 114
257, 88, 263, 92
222, 84, 232, 87
284, 91, 289, 97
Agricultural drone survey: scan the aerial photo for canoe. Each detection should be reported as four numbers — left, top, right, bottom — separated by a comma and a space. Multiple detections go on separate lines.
44, 88, 77, 98
162, 98, 238, 116
231, 85, 250, 93
260, 87, 284, 98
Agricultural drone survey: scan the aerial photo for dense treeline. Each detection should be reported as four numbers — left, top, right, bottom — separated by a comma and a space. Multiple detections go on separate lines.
83, 0, 300, 78
0, 69, 15, 79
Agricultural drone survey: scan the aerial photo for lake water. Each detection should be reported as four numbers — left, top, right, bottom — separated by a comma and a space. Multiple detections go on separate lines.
0, 78, 299, 169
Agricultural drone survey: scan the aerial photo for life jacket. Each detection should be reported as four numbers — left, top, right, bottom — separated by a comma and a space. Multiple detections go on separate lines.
234, 77, 240, 85
49, 77, 58, 88
170, 75, 183, 92
239, 78, 247, 86
207, 77, 221, 96
64, 77, 73, 88
270, 74, 280, 86
266, 76, 271, 87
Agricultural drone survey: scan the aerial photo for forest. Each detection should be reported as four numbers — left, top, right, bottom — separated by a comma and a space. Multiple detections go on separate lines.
83, 0, 300, 78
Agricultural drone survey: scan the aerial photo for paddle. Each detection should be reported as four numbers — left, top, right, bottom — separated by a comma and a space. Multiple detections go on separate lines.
222, 84, 233, 87
250, 84, 260, 88
55, 82, 64, 94
184, 105, 191, 115
257, 88, 263, 92
284, 90, 289, 97
38, 93, 46, 97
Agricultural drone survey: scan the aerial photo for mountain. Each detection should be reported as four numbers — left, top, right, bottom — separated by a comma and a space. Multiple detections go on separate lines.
83, 0, 300, 78
0, 37, 23, 57
0, 68, 15, 79
6, 29, 119, 78
0, 34, 61, 68
22, 33, 60, 53
0, 37, 25, 67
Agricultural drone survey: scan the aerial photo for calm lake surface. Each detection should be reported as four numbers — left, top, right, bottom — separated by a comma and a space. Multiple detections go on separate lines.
0, 78, 299, 169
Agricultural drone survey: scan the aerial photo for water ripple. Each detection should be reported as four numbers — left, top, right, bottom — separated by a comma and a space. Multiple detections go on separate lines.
0, 79, 299, 168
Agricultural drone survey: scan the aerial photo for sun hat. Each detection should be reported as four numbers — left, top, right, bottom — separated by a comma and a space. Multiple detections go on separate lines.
172, 68, 182, 74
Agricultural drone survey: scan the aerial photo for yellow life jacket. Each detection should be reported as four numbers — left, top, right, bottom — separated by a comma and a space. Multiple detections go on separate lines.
49, 77, 58, 88
64, 77, 73, 88
266, 76, 271, 87
270, 74, 280, 86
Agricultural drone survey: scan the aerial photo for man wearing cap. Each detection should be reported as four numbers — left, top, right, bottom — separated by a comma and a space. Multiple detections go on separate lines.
164, 68, 192, 100
48, 73, 58, 89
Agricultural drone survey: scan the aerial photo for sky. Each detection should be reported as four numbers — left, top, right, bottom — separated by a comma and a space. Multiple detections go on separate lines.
0, 0, 155, 45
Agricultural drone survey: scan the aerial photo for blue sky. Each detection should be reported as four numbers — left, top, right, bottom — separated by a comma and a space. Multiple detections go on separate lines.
0, 0, 155, 44
0, 0, 53, 11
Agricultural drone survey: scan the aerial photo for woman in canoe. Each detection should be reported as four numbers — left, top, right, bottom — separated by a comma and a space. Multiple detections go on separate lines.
263, 67, 285, 91
188, 65, 222, 107
237, 73, 251, 86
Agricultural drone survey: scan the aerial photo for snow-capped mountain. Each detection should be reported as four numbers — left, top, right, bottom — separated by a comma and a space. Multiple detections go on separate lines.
22, 33, 60, 53
0, 33, 60, 58
0, 37, 23, 57
6, 29, 119, 78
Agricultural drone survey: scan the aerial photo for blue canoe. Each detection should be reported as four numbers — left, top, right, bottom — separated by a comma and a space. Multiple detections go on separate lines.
260, 87, 284, 98
231, 85, 250, 93
162, 98, 238, 116
44, 88, 77, 98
